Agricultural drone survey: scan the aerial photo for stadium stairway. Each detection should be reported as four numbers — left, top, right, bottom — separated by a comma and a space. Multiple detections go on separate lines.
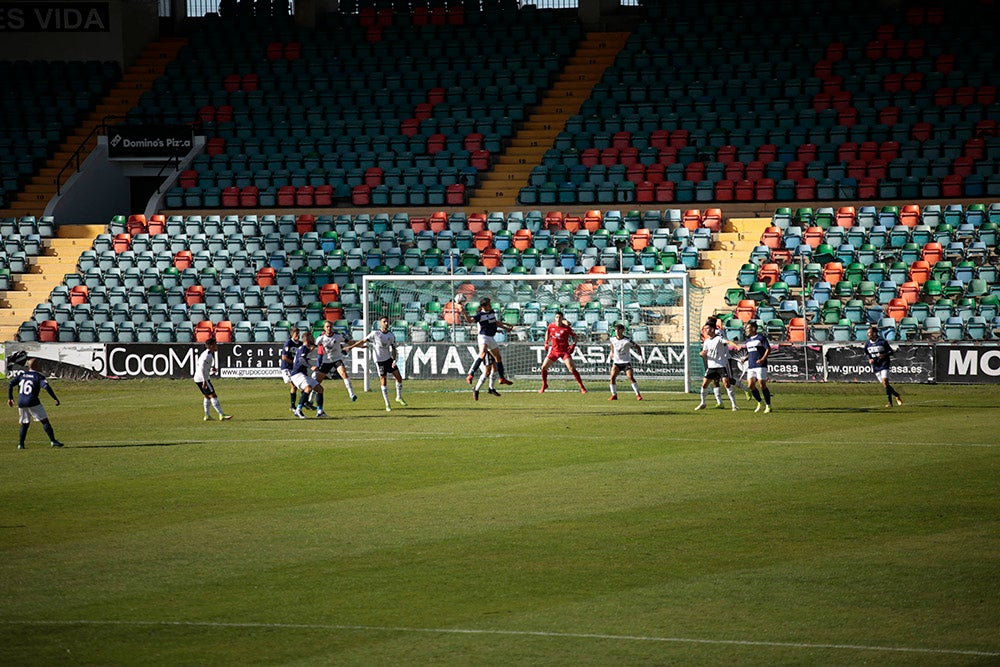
2, 37, 187, 220
697, 218, 772, 321
0, 224, 103, 341
466, 32, 630, 210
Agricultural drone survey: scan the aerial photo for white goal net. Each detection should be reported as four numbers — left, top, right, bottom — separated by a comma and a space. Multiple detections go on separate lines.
358, 271, 697, 392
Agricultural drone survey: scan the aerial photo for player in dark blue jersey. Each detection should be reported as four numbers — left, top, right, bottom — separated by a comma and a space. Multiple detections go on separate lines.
462, 297, 514, 386
864, 325, 903, 408
290, 332, 327, 418
279, 327, 302, 412
7, 358, 64, 449
743, 321, 773, 413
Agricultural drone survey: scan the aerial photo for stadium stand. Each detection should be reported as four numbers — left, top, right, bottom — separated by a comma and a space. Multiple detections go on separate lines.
2, 1, 998, 346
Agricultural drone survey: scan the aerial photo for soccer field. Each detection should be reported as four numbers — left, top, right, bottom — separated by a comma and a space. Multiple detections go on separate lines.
1, 379, 998, 665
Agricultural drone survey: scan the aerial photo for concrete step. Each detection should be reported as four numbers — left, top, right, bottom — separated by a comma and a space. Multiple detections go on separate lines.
10, 191, 50, 205
515, 129, 561, 141
58, 224, 105, 239
25, 176, 57, 188
465, 31, 628, 210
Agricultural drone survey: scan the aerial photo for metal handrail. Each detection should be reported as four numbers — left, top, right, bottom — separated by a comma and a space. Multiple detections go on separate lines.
55, 115, 128, 195
154, 150, 187, 195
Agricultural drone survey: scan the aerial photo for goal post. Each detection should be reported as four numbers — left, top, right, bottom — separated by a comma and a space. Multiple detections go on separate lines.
359, 271, 697, 393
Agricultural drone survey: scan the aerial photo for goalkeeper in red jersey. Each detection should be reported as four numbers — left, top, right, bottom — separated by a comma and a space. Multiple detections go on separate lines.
538, 311, 587, 393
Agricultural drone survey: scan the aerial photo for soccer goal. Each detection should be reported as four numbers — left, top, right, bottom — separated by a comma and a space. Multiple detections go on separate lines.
359, 271, 700, 392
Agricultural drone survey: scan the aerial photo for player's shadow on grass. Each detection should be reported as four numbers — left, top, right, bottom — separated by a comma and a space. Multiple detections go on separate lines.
373, 411, 435, 418
259, 413, 438, 420
776, 406, 904, 413
590, 410, 672, 417
75, 442, 205, 448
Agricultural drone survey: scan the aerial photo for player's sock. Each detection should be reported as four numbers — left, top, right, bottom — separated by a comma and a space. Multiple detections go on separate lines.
572, 370, 584, 389
713, 387, 722, 405
750, 387, 762, 402
19, 423, 29, 448
316, 392, 324, 410
699, 387, 707, 405
289, 390, 297, 409
631, 381, 640, 396
496, 359, 507, 379
343, 377, 355, 398
475, 375, 485, 391
540, 368, 548, 387
211, 397, 223, 415
762, 386, 772, 406
395, 381, 403, 400
489, 372, 497, 390
297, 393, 308, 410
468, 357, 483, 377
203, 398, 212, 417
726, 386, 737, 408
381, 385, 390, 408
609, 383, 617, 397
41, 422, 56, 442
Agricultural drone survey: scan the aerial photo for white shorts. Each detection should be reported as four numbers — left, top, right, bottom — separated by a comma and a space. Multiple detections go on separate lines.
18, 405, 48, 424
280, 369, 292, 384
874, 369, 889, 382
290, 372, 318, 391
747, 367, 767, 381
477, 334, 499, 351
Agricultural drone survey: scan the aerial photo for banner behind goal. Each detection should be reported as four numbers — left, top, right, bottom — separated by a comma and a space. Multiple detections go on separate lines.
360, 272, 697, 392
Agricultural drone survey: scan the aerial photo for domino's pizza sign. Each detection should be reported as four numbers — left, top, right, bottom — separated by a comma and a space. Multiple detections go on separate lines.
935, 345, 1000, 384
107, 124, 194, 160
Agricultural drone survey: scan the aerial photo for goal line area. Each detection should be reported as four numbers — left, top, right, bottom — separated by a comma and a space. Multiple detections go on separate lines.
360, 272, 702, 392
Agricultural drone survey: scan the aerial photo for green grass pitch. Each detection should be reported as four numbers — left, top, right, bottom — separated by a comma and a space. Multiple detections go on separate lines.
1, 378, 998, 664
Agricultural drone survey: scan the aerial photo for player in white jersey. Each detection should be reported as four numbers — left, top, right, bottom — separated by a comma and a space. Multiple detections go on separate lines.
695, 326, 740, 411
193, 338, 232, 421
702, 315, 750, 399
607, 323, 643, 401
354, 316, 406, 411
314, 320, 358, 402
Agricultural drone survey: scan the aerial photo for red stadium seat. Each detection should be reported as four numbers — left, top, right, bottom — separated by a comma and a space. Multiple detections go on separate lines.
38, 320, 59, 343
193, 321, 213, 346
351, 185, 370, 206
70, 285, 89, 305
214, 321, 233, 343
239, 186, 258, 207
654, 181, 675, 202
184, 286, 205, 306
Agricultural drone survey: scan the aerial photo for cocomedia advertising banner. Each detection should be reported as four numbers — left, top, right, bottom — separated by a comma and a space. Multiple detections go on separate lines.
1, 343, 276, 380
